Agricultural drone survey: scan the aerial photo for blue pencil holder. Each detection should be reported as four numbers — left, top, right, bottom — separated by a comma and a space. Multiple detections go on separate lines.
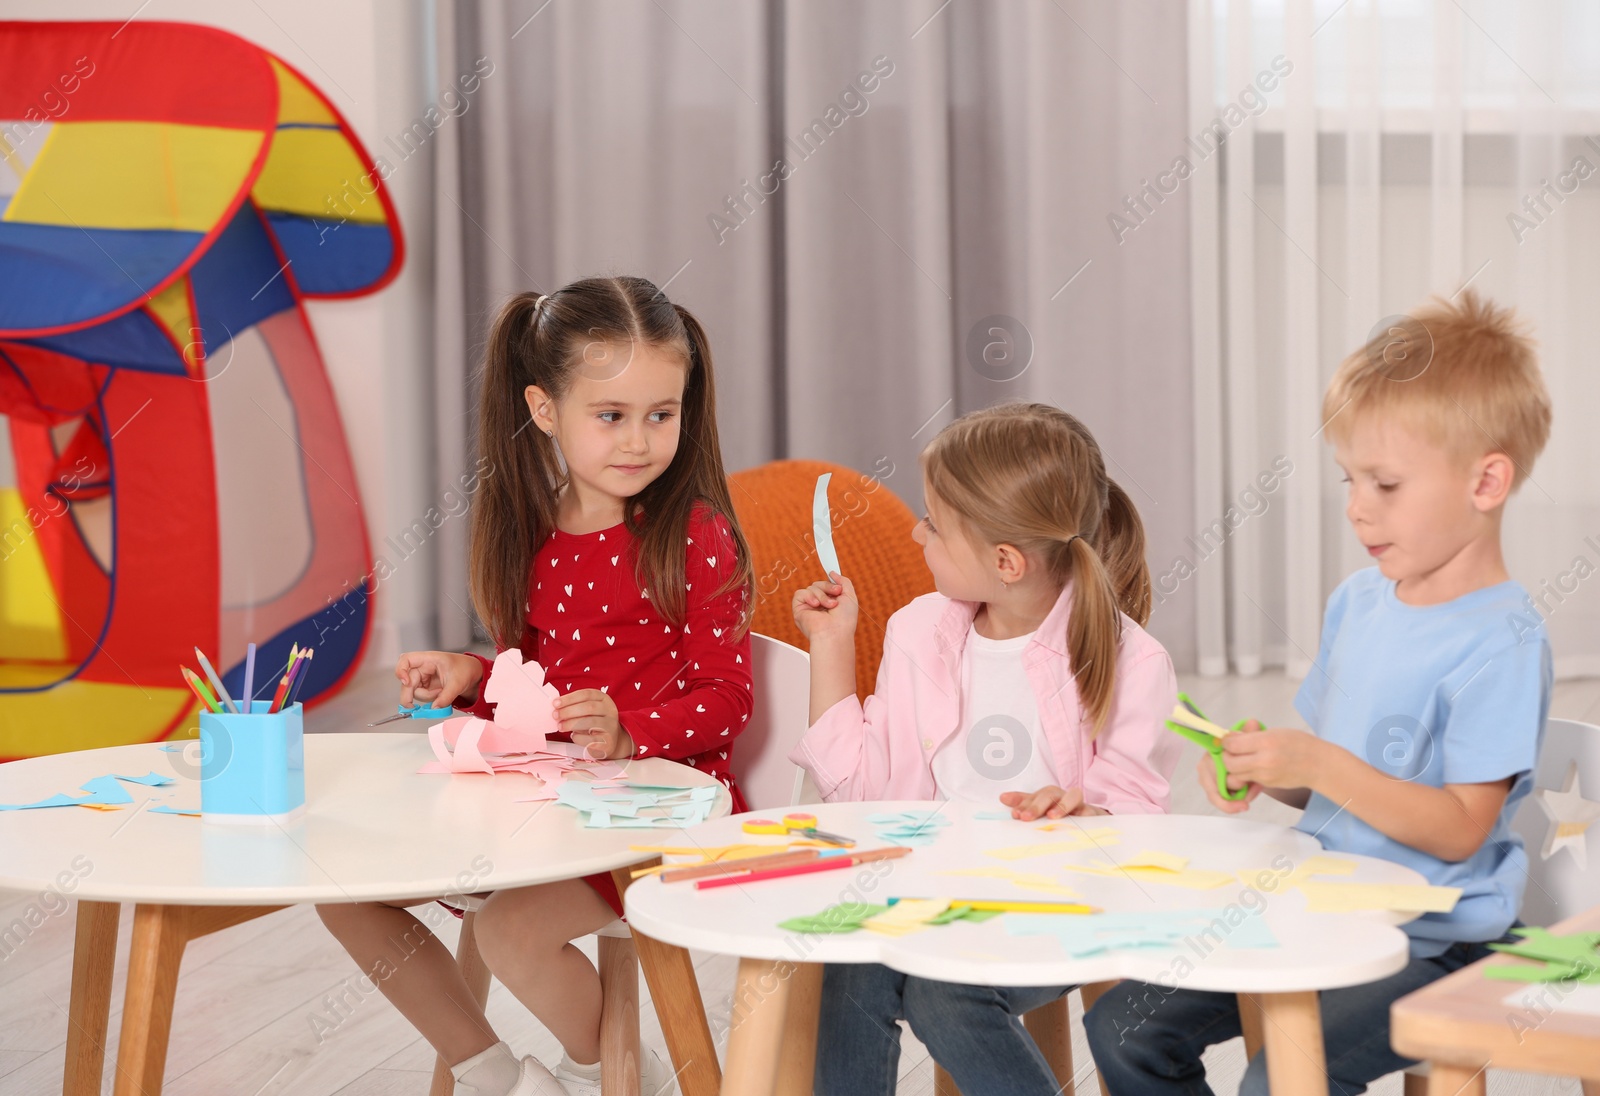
199, 701, 306, 825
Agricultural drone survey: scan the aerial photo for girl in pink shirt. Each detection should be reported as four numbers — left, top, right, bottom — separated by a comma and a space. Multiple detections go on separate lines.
791, 402, 1180, 1096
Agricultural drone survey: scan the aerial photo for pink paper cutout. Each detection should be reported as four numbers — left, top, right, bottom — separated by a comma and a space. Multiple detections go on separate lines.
480, 648, 560, 749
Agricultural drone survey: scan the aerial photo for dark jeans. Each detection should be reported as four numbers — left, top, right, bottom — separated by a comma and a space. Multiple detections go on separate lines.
1084, 939, 1499, 1095
813, 962, 1074, 1096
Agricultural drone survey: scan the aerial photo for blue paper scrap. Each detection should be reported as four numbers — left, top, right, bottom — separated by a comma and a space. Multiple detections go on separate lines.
866, 810, 953, 847
813, 473, 841, 578
0, 771, 169, 811
1006, 909, 1278, 957
556, 781, 718, 829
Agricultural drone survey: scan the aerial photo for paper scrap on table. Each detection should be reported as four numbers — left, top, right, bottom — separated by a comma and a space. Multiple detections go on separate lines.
149, 805, 201, 816
1007, 909, 1278, 957
555, 781, 718, 829
983, 828, 1120, 860
812, 472, 841, 577
1296, 881, 1461, 914
973, 810, 1015, 821
0, 773, 143, 811
863, 898, 951, 937
420, 649, 563, 773
1122, 850, 1189, 872
1482, 927, 1600, 984
779, 898, 1000, 936
115, 771, 175, 786
867, 810, 954, 847
1061, 861, 1235, 891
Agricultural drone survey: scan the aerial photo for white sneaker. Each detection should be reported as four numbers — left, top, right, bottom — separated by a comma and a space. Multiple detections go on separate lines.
642, 1048, 680, 1095
550, 1048, 679, 1095
507, 1056, 570, 1096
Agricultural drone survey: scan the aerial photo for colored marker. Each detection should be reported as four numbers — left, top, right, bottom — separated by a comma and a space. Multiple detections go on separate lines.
241, 642, 257, 713
194, 648, 238, 714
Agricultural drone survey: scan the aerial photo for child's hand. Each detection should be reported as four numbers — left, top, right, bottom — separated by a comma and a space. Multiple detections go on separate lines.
1199, 754, 1261, 813
556, 689, 634, 760
1221, 724, 1325, 793
999, 785, 1084, 821
396, 651, 484, 709
792, 573, 859, 642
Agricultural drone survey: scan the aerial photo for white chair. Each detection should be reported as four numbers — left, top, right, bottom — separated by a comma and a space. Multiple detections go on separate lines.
430, 633, 814, 1096
1384, 717, 1600, 1096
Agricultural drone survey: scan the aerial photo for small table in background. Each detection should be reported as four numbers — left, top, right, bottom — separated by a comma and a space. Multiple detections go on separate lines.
1392, 903, 1600, 1095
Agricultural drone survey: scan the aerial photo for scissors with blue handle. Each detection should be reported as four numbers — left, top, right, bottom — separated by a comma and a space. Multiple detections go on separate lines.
368, 702, 456, 727
1164, 692, 1257, 802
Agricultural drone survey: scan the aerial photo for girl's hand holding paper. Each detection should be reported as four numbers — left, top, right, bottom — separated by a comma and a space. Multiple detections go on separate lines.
793, 573, 859, 640
557, 688, 633, 760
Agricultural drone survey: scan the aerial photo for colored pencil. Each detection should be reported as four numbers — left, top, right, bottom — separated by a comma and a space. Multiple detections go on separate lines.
194, 648, 238, 713
663, 848, 822, 883
180, 667, 223, 713
241, 642, 257, 712
267, 668, 293, 714
694, 845, 912, 891
286, 648, 313, 706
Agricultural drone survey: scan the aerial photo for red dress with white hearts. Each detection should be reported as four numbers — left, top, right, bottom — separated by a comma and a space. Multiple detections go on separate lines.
458, 504, 753, 915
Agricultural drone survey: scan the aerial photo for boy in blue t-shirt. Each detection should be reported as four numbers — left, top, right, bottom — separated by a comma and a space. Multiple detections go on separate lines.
1086, 290, 1554, 1095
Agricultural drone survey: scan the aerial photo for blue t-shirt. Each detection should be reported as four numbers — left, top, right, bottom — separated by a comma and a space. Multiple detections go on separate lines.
1294, 567, 1551, 958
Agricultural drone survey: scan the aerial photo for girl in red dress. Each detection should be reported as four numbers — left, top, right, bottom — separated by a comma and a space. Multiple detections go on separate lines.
318, 276, 754, 1096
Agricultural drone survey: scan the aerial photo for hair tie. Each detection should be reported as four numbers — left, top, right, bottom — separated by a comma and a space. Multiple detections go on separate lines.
1065, 533, 1083, 546
531, 294, 549, 323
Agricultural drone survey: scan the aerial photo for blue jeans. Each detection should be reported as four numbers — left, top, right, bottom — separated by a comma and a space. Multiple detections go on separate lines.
1084, 939, 1499, 1095
813, 962, 1074, 1096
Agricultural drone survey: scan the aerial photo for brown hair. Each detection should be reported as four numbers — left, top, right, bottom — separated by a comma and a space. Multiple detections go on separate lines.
469, 276, 754, 647
921, 402, 1150, 734
1322, 290, 1552, 484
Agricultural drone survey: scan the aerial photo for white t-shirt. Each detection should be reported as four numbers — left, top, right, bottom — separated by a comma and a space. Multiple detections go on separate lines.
930, 624, 1061, 803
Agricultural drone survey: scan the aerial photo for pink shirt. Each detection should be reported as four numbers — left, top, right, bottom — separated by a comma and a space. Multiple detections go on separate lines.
789, 586, 1182, 813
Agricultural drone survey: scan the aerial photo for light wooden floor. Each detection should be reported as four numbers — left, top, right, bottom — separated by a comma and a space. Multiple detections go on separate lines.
1, 669, 1593, 1095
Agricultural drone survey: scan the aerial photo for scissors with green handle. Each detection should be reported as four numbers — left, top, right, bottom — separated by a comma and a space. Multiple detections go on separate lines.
1164, 692, 1258, 802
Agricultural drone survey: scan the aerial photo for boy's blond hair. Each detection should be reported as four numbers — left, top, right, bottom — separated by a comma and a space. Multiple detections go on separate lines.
1322, 290, 1552, 486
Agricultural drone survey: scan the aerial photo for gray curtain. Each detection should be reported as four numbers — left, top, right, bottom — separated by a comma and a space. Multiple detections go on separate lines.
433, 0, 1199, 669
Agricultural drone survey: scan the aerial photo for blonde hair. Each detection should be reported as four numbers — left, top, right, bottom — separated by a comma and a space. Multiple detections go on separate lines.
1322, 290, 1551, 484
921, 402, 1150, 734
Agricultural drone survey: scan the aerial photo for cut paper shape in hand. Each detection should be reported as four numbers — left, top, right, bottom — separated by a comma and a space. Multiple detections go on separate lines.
479, 648, 561, 749
813, 472, 841, 578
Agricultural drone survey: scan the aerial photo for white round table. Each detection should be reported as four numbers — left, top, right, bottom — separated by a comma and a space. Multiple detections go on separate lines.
624, 800, 1429, 1096
0, 733, 729, 1096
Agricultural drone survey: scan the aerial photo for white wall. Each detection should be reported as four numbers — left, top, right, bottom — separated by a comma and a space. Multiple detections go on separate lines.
4, 0, 440, 673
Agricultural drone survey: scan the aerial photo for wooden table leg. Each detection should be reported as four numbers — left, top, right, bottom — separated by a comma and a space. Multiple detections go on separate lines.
430, 910, 496, 1096
64, 900, 120, 1096
1256, 990, 1328, 1096
1238, 991, 1266, 1060
1427, 1063, 1486, 1095
110, 904, 284, 1096
632, 929, 721, 1096
773, 962, 821, 1096
722, 957, 794, 1096
1023, 997, 1073, 1094
112, 905, 191, 1096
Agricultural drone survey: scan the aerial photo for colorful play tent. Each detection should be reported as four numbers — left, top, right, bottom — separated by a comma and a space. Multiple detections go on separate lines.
0, 21, 402, 758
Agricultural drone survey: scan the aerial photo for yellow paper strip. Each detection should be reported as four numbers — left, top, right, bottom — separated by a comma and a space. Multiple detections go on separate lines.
1298, 881, 1462, 914
1122, 849, 1189, 872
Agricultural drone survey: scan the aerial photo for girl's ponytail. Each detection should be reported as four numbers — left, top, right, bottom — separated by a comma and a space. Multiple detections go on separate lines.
469, 291, 563, 646
1064, 480, 1150, 733
1099, 480, 1151, 626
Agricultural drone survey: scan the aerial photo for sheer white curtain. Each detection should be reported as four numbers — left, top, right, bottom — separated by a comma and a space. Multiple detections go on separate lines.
433, 1, 1201, 662
1191, 0, 1600, 679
